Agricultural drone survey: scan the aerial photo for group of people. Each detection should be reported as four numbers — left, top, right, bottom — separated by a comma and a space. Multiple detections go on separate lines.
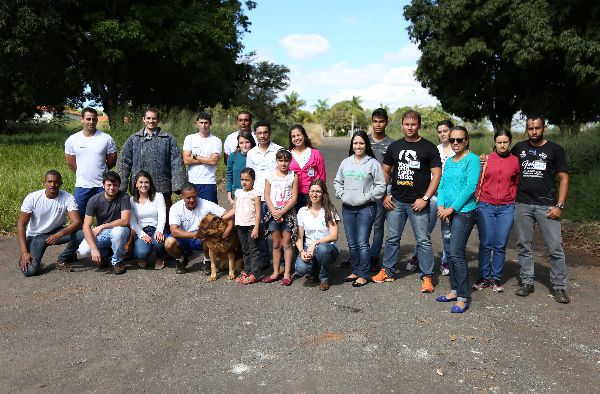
17, 106, 571, 311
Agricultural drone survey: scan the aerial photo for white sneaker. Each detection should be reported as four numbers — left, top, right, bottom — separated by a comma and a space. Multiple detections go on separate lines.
441, 262, 450, 276
406, 256, 418, 272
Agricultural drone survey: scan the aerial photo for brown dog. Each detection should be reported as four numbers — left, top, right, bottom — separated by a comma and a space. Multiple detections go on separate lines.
196, 213, 243, 282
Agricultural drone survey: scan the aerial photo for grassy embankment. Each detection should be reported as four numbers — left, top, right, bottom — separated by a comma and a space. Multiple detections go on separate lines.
1, 115, 598, 257
0, 109, 289, 233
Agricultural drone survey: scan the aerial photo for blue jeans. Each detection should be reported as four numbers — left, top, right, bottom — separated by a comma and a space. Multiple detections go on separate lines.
295, 243, 339, 283
23, 228, 84, 277
133, 226, 166, 260
74, 187, 103, 219
382, 198, 434, 277
413, 195, 439, 260
78, 227, 130, 265
514, 203, 567, 289
477, 202, 515, 281
194, 184, 218, 204
448, 210, 477, 301
342, 203, 376, 279
370, 197, 385, 261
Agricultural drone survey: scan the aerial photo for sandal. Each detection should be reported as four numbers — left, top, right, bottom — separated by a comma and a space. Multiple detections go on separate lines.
235, 272, 249, 283
280, 278, 293, 286
344, 275, 359, 283
154, 260, 165, 270
241, 274, 258, 285
263, 275, 280, 283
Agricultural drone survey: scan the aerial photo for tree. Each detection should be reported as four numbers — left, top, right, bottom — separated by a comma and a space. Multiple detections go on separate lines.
275, 91, 306, 124
322, 100, 368, 133
404, 0, 600, 133
313, 99, 330, 123
232, 60, 290, 120
0, 0, 260, 130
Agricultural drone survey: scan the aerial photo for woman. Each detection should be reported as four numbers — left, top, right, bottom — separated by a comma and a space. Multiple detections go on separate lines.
226, 131, 256, 207
294, 180, 340, 291
130, 170, 167, 269
334, 130, 386, 287
288, 124, 326, 208
407, 119, 454, 275
474, 130, 520, 292
436, 126, 481, 313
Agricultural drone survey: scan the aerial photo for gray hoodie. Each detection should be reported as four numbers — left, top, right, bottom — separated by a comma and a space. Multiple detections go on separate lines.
334, 155, 386, 206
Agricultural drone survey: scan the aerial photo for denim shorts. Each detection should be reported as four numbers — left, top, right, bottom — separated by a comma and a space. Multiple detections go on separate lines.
172, 237, 203, 252
266, 218, 292, 233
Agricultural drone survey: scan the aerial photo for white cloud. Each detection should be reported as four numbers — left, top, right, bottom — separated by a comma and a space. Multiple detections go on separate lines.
279, 34, 331, 60
383, 43, 421, 62
286, 62, 438, 110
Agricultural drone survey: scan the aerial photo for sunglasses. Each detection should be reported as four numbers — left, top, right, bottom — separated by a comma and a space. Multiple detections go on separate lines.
449, 138, 465, 144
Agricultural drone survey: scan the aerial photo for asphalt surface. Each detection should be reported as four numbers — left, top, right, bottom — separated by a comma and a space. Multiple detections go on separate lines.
1, 137, 599, 393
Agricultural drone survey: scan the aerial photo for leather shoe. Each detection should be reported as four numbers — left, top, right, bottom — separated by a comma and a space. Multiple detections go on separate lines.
319, 282, 330, 291
515, 284, 534, 297
552, 289, 571, 304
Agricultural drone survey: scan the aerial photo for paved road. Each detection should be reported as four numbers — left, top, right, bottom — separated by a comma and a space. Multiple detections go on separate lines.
1, 137, 598, 392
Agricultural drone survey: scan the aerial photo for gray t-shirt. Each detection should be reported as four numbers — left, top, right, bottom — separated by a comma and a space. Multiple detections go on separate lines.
369, 135, 394, 164
86, 191, 131, 225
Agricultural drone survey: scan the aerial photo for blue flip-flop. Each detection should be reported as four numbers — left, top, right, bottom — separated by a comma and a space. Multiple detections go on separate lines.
450, 303, 470, 313
436, 295, 457, 302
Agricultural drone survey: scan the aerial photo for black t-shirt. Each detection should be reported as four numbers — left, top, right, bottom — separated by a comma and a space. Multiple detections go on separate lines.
511, 140, 569, 206
383, 137, 442, 203
86, 191, 131, 225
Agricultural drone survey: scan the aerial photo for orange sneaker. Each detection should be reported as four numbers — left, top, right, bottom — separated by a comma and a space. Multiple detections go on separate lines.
421, 276, 434, 293
371, 269, 395, 283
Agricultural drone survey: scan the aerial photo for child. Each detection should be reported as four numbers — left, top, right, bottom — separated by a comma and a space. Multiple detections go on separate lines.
263, 149, 298, 286
233, 168, 262, 284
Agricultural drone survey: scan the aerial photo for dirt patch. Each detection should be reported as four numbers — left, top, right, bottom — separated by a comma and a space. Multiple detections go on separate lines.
311, 331, 345, 345
563, 221, 600, 259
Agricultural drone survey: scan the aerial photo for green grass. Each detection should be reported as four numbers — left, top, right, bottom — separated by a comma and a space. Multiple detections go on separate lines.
0, 109, 289, 232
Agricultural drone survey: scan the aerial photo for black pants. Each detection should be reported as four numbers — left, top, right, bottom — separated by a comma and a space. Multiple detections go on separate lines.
236, 225, 261, 276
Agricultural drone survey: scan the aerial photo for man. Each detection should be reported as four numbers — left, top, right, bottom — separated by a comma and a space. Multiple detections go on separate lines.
117, 108, 186, 207
372, 110, 442, 293
65, 107, 118, 218
512, 114, 571, 304
223, 111, 256, 164
17, 170, 84, 276
246, 120, 283, 264
164, 183, 233, 274
182, 112, 222, 204
368, 108, 395, 271
78, 171, 131, 275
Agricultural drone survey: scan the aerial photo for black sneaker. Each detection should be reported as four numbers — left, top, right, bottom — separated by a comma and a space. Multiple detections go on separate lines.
472, 278, 491, 291
489, 279, 504, 293
552, 289, 571, 304
202, 259, 211, 275
176, 255, 189, 274
515, 284, 534, 297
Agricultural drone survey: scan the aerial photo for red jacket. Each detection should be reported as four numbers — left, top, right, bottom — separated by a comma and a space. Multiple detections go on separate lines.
476, 152, 520, 205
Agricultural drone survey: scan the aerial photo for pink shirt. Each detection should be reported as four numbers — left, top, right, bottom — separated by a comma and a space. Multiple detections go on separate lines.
289, 148, 326, 195
234, 189, 261, 226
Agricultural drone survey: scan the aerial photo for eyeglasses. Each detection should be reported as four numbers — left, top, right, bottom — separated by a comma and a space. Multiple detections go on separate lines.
448, 138, 465, 144
309, 190, 323, 195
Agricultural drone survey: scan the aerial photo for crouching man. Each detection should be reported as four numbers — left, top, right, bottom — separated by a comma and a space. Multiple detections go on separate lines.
165, 182, 233, 274
17, 170, 84, 276
78, 171, 131, 274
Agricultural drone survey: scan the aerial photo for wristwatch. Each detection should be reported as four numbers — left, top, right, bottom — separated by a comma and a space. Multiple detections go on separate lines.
555, 203, 565, 209
422, 195, 430, 202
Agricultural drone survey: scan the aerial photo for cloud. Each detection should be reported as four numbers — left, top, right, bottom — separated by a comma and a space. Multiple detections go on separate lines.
279, 34, 331, 60
286, 62, 438, 110
383, 43, 421, 62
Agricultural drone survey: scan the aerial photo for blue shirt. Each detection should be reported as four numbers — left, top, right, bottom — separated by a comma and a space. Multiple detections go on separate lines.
438, 152, 481, 213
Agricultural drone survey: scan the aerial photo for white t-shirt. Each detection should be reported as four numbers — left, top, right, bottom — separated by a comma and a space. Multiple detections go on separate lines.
169, 197, 225, 232
64, 130, 117, 188
297, 206, 339, 247
21, 190, 78, 236
129, 193, 166, 239
183, 133, 222, 184
265, 170, 295, 208
223, 130, 257, 156
246, 142, 283, 200
292, 147, 312, 169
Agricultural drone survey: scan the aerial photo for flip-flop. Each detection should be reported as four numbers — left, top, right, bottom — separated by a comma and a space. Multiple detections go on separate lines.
343, 276, 359, 282
352, 279, 369, 287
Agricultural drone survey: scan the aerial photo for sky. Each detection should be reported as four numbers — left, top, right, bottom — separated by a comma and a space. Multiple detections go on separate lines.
241, 0, 438, 112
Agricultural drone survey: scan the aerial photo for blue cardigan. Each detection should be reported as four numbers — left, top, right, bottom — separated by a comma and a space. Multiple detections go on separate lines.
438, 151, 481, 213
226, 150, 247, 195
